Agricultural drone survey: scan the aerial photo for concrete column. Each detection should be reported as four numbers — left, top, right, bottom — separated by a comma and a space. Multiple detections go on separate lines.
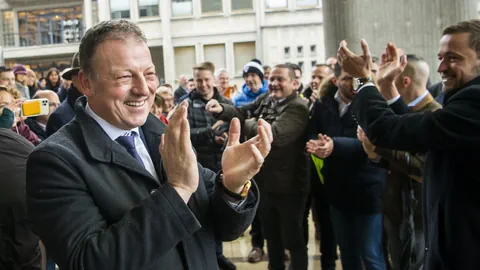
159, 0, 175, 84
255, 0, 264, 60
322, 0, 478, 82
83, 0, 93, 30
97, 0, 110, 21
0, 46, 4, 65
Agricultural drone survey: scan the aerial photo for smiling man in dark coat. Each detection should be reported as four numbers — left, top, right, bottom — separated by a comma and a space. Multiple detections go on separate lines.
26, 20, 273, 270
337, 19, 480, 270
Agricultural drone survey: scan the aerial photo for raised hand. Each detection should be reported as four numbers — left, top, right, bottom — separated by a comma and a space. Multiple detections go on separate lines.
159, 101, 199, 203
221, 118, 273, 194
376, 43, 408, 86
337, 39, 372, 78
206, 99, 223, 114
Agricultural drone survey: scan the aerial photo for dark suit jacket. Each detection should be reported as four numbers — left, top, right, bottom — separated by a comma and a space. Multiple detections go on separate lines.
0, 129, 42, 270
26, 97, 258, 270
352, 77, 480, 270
46, 85, 83, 138
307, 95, 387, 214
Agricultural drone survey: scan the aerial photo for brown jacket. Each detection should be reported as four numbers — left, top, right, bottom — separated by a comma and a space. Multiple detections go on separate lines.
217, 92, 310, 195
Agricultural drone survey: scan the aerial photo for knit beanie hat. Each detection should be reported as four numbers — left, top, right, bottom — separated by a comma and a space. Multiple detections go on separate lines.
243, 59, 264, 81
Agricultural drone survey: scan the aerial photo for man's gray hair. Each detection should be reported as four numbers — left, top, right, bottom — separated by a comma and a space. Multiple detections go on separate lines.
79, 20, 147, 76
214, 68, 228, 79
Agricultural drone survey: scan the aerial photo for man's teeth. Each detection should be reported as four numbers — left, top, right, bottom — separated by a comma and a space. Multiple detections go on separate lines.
125, 100, 146, 107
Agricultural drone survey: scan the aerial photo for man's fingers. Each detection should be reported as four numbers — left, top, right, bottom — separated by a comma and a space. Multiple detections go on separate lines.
381, 53, 387, 65
257, 125, 271, 157
249, 144, 264, 168
388, 42, 399, 62
400, 55, 408, 69
258, 119, 273, 143
360, 39, 371, 61
227, 118, 241, 147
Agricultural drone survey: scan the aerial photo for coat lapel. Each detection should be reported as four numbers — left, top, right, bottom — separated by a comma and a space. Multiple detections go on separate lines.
140, 114, 167, 184
75, 97, 161, 187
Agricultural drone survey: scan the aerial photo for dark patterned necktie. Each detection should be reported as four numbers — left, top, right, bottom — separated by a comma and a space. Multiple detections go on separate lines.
115, 131, 145, 168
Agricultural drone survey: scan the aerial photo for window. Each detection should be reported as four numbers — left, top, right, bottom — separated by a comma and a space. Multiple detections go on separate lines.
92, 0, 100, 25
172, 0, 193, 16
139, 0, 159, 17
297, 0, 318, 6
110, 0, 130, 19
18, 6, 84, 47
297, 46, 303, 56
284, 46, 290, 58
202, 0, 223, 13
310, 45, 316, 54
234, 42, 256, 76
311, 60, 317, 67
298, 61, 304, 69
204, 44, 226, 70
266, 0, 288, 9
174, 46, 196, 78
232, 0, 253, 11
2, 11, 15, 47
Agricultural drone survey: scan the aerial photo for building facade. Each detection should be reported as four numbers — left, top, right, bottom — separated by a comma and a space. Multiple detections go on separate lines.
0, 0, 324, 86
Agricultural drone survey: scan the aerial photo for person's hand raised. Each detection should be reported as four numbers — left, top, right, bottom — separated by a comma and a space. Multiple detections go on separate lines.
337, 39, 372, 78
221, 118, 273, 194
159, 101, 199, 203
376, 43, 408, 86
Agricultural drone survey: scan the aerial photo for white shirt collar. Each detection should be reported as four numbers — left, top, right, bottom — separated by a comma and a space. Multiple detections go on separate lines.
408, 90, 429, 107
334, 90, 351, 106
37, 122, 46, 131
85, 103, 139, 141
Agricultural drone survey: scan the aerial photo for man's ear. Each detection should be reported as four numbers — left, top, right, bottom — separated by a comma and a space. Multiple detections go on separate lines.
332, 77, 338, 86
404, 76, 412, 88
78, 70, 93, 97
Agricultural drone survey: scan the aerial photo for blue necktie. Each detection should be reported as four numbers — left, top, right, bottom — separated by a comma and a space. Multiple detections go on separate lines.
115, 132, 145, 168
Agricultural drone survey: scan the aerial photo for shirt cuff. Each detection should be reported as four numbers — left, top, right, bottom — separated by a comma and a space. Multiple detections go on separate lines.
222, 192, 247, 211
386, 95, 401, 105
357, 82, 375, 92
226, 198, 247, 211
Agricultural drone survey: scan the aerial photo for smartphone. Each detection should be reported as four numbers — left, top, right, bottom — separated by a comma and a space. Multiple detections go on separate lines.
21, 98, 49, 118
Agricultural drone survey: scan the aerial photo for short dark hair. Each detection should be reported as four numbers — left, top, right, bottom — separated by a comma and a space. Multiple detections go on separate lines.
79, 20, 147, 76
193, 61, 215, 74
188, 78, 194, 82
443, 19, 480, 57
273, 64, 296, 81
263, 65, 271, 70
288, 63, 302, 76
333, 62, 342, 78
0, 66, 13, 74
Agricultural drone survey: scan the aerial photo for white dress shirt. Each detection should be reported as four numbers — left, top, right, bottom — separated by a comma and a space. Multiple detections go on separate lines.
334, 90, 351, 117
85, 104, 159, 182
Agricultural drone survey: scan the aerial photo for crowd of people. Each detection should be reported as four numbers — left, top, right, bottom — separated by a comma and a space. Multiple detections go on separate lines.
0, 18, 479, 270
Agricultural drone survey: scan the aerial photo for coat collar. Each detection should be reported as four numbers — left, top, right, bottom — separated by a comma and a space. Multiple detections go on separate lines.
74, 96, 166, 185
444, 75, 480, 104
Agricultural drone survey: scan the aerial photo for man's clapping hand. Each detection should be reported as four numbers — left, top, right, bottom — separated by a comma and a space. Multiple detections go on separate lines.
306, 134, 334, 159
337, 39, 372, 79
160, 101, 199, 203
221, 118, 273, 194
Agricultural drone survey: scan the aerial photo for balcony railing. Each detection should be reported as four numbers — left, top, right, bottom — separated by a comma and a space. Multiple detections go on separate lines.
2, 27, 85, 48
